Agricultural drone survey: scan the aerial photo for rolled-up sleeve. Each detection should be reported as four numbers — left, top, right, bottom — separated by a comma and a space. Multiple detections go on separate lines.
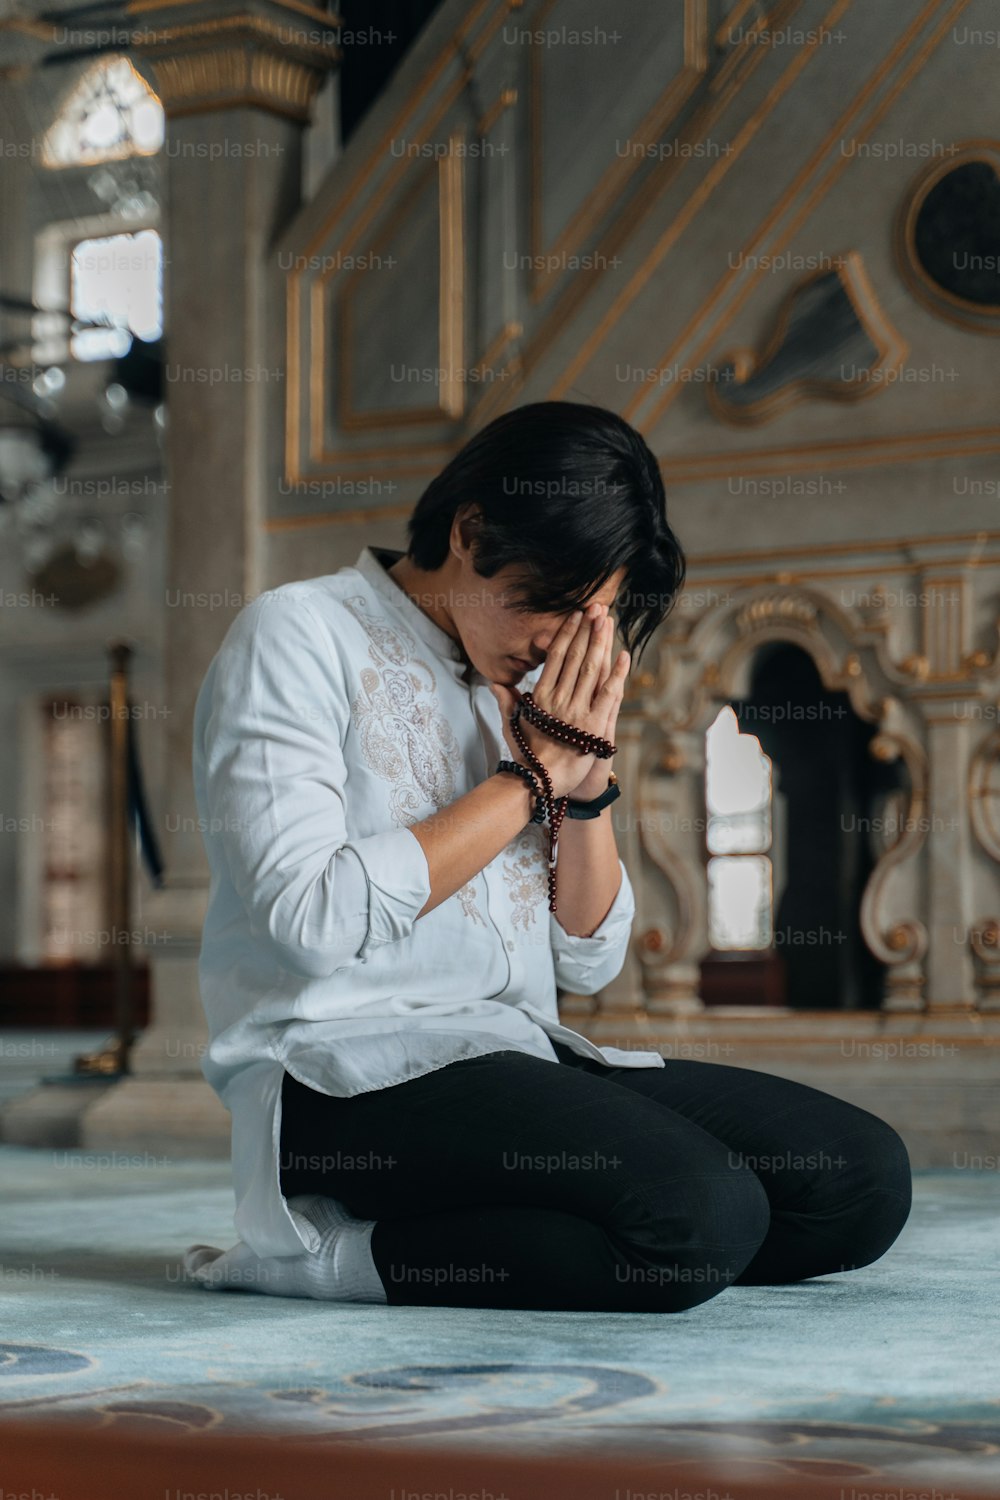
549, 857, 636, 996
196, 589, 431, 979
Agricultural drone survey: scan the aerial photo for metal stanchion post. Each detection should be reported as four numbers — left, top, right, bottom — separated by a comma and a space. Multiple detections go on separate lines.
74, 641, 135, 1077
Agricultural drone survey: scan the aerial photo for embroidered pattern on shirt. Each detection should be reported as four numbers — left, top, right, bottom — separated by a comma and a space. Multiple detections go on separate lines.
341, 593, 466, 825
455, 878, 488, 925
501, 823, 550, 930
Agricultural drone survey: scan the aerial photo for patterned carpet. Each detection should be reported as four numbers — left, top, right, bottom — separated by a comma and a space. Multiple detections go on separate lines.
0, 1141, 998, 1493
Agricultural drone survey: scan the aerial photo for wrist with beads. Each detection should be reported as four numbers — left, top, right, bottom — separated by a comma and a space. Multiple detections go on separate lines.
495, 696, 620, 913
494, 759, 546, 824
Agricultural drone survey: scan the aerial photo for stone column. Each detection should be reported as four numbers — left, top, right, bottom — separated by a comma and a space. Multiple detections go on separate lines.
83, 0, 339, 1153
921, 707, 978, 1013
638, 726, 708, 1018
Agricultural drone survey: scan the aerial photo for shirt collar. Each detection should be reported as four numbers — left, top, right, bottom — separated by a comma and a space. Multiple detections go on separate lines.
354, 545, 478, 683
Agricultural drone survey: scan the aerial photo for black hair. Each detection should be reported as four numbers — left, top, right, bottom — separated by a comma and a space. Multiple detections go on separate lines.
402, 400, 686, 672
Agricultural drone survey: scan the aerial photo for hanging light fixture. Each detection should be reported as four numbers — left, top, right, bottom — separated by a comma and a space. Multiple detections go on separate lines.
0, 393, 74, 507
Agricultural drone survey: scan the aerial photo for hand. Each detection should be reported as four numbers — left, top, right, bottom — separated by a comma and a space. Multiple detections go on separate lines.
489, 602, 630, 801
563, 603, 630, 800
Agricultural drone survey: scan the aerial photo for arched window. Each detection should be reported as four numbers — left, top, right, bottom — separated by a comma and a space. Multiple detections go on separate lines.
42, 57, 163, 169
70, 228, 163, 359
705, 705, 774, 949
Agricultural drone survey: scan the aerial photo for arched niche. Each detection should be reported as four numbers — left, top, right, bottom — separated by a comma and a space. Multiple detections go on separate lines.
619, 583, 930, 1017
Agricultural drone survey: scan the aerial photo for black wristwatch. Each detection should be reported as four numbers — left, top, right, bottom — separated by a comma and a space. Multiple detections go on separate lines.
566, 774, 621, 819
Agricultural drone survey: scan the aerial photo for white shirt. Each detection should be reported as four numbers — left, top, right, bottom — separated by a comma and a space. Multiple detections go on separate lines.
192, 543, 664, 1257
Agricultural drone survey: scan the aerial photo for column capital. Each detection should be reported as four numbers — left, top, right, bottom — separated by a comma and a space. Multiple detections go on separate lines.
126, 0, 341, 122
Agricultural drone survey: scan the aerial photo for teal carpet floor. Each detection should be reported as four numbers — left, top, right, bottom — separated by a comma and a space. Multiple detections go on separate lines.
0, 1143, 998, 1492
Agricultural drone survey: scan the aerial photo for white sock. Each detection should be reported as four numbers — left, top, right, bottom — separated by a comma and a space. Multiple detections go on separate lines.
182, 1194, 387, 1303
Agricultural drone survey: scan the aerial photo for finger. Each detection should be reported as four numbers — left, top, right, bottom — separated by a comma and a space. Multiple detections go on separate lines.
601, 614, 614, 687
596, 645, 631, 706
569, 609, 613, 717
595, 615, 615, 733
534, 610, 584, 701
558, 610, 598, 708
584, 615, 615, 738
547, 609, 595, 709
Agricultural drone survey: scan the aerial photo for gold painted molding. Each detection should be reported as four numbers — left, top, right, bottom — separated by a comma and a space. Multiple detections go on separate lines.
284, 0, 796, 475
275, 0, 979, 503
439, 141, 465, 420
128, 0, 340, 22
145, 50, 324, 120
969, 729, 1000, 865
969, 918, 1000, 1011
622, 0, 967, 432
858, 724, 929, 989
129, 10, 339, 121
284, 0, 510, 477
527, 0, 710, 303
705, 251, 908, 426
632, 578, 930, 1009
476, 86, 517, 140
683, 527, 1000, 568
661, 422, 1000, 482
0, 15, 55, 39
472, 0, 808, 430
546, 0, 860, 411
636, 796, 700, 971
734, 594, 818, 632
335, 141, 465, 431
920, 572, 970, 681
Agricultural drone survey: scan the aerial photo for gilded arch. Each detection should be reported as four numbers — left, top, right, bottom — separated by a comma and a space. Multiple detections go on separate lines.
620, 582, 929, 1014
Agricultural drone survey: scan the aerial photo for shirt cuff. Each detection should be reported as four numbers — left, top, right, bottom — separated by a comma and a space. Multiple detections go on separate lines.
549, 858, 636, 995
346, 826, 432, 958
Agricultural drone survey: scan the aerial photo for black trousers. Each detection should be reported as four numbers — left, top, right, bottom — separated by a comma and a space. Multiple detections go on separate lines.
278, 1042, 912, 1312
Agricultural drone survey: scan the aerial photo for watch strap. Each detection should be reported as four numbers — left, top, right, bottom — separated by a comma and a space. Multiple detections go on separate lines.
566, 777, 621, 819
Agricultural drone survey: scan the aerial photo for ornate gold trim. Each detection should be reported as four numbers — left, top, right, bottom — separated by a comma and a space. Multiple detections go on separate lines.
470, 0, 807, 429
919, 573, 969, 680
858, 726, 929, 974
545, 0, 863, 409
0, 16, 55, 39
527, 0, 710, 303
152, 90, 314, 122
615, 0, 962, 430
128, 0, 341, 23
894, 139, 1000, 334
129, 12, 338, 120
286, 0, 507, 474
637, 800, 700, 969
145, 51, 326, 120
705, 250, 908, 426
281, 0, 805, 476
472, 321, 522, 381
706, 0, 806, 109
130, 12, 339, 60
683, 527, 1000, 568
637, 580, 929, 1009
335, 147, 466, 430
712, 0, 761, 50
439, 139, 465, 420
662, 423, 1000, 482
969, 729, 1000, 864
279, 0, 970, 492
299, 0, 497, 260
476, 86, 517, 139
969, 919, 1000, 982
